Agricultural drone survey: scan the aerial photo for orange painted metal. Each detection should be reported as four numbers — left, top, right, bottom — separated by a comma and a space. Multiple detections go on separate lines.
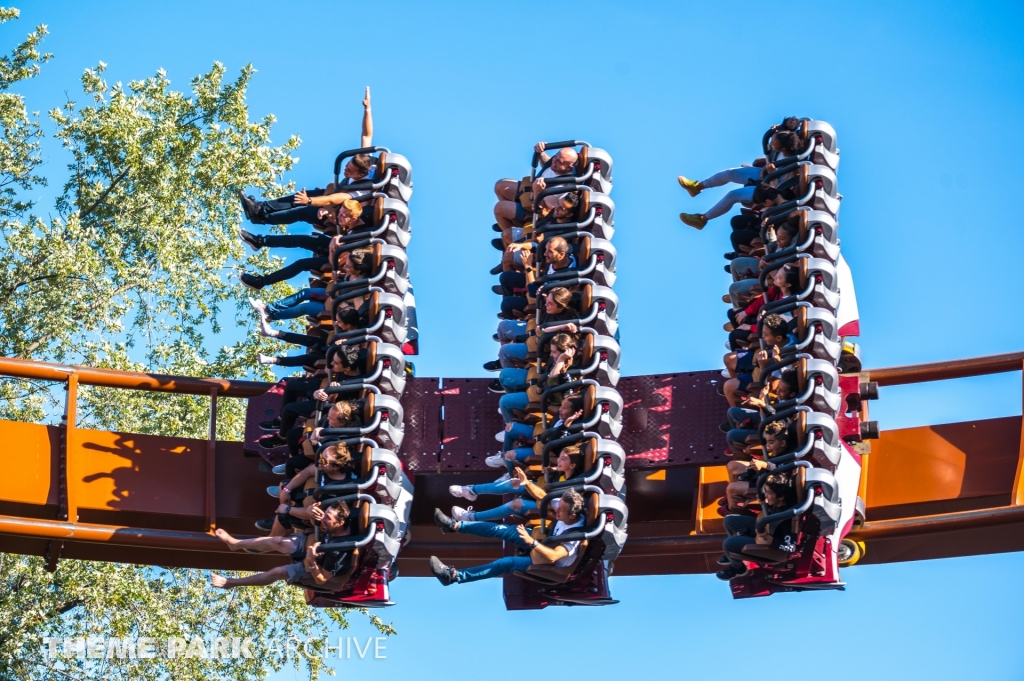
0, 356, 271, 398
206, 387, 218, 531
869, 350, 1024, 387
1013, 360, 1024, 506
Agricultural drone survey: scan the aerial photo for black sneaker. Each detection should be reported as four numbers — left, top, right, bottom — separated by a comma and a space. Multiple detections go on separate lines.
491, 238, 504, 251
723, 265, 732, 274
258, 434, 285, 450
238, 272, 263, 291
491, 285, 504, 296
434, 508, 456, 534
482, 360, 502, 372
487, 380, 505, 394
239, 229, 263, 251
429, 556, 456, 586
716, 555, 730, 566
492, 333, 500, 342
238, 190, 264, 223
715, 564, 749, 581
490, 263, 504, 275
719, 422, 731, 433
716, 383, 726, 396
259, 417, 281, 431
724, 252, 738, 260
491, 223, 502, 233
254, 517, 275, 533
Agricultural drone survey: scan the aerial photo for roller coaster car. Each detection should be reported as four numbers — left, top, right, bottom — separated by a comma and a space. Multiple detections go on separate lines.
531, 141, 614, 195
329, 238, 410, 296
304, 494, 412, 608
325, 338, 407, 398
527, 379, 622, 440
730, 463, 846, 599
534, 185, 616, 242
313, 441, 410, 508
319, 388, 405, 450
532, 328, 620, 387
328, 288, 408, 347
332, 194, 411, 249
763, 208, 839, 262
532, 230, 618, 289
333, 146, 413, 203
507, 489, 627, 608
535, 279, 618, 338
538, 432, 626, 495
762, 119, 839, 172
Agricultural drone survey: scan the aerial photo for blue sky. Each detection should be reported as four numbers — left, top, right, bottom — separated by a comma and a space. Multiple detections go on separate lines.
7, 1, 1024, 679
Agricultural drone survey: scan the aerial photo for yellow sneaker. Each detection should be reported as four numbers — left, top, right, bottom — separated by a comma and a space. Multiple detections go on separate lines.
677, 175, 702, 197
679, 213, 707, 230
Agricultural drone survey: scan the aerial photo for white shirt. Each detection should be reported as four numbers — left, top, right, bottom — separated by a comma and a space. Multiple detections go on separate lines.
546, 254, 576, 276
550, 513, 585, 568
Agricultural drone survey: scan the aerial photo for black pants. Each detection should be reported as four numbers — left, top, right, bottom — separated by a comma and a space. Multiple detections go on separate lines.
284, 452, 315, 479
281, 400, 317, 433
722, 514, 758, 569
260, 233, 331, 256
250, 256, 330, 288
277, 352, 325, 367
277, 330, 327, 351
256, 189, 326, 226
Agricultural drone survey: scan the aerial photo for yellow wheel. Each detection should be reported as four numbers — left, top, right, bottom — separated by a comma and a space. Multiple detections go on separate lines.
838, 538, 866, 567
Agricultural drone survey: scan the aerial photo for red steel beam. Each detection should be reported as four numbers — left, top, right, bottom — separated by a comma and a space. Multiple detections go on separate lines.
869, 350, 1024, 387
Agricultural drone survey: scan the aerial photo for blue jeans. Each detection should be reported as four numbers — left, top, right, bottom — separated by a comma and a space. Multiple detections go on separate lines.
503, 421, 535, 451
701, 166, 762, 189
472, 499, 537, 522
499, 392, 531, 422
499, 342, 530, 368
456, 520, 532, 549
705, 185, 756, 221
499, 367, 529, 392
497, 320, 528, 342
266, 287, 326, 321
456, 555, 533, 583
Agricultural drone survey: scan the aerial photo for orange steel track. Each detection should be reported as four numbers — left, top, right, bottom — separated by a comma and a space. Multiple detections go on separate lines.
1, 352, 1023, 576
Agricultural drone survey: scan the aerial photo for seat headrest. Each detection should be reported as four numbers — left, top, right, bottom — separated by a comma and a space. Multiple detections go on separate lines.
586, 493, 600, 526
584, 384, 597, 417
577, 146, 589, 174
358, 502, 370, 533
372, 241, 383, 268
584, 437, 598, 471
580, 284, 593, 311
359, 445, 373, 477
581, 333, 595, 364
365, 341, 377, 369
578, 190, 590, 219
796, 409, 807, 448
373, 196, 385, 225
369, 290, 380, 317
795, 306, 807, 337
363, 392, 375, 422
578, 235, 591, 263
376, 152, 387, 179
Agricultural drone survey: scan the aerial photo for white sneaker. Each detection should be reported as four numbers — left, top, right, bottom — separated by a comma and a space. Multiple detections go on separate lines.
448, 485, 478, 501
493, 472, 510, 483
259, 317, 279, 338
495, 430, 506, 443
451, 506, 475, 522
248, 296, 269, 317
485, 453, 506, 468
258, 353, 276, 366
721, 368, 731, 378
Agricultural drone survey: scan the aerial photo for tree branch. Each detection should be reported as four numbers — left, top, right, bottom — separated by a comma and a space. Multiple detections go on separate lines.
78, 166, 129, 221
18, 281, 138, 358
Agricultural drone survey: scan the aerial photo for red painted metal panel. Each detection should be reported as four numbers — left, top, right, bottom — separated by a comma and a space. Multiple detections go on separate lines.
438, 378, 505, 472
242, 383, 285, 463
616, 371, 730, 468
398, 377, 443, 474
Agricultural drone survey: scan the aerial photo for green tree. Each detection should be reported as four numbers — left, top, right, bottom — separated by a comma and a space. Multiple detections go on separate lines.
0, 8, 393, 679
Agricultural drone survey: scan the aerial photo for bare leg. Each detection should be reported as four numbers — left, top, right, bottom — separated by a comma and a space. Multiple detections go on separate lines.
724, 377, 742, 407
494, 179, 518, 201
723, 353, 738, 377
494, 200, 521, 231
269, 516, 289, 537
726, 461, 748, 483
214, 528, 297, 555
211, 565, 290, 589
